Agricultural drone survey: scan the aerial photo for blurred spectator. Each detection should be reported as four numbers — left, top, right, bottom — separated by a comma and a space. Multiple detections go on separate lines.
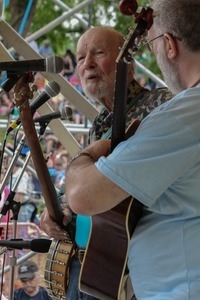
39, 39, 53, 57
46, 155, 56, 185
0, 258, 8, 300
69, 67, 83, 94
135, 74, 148, 88
33, 73, 46, 91
9, 162, 38, 224
27, 33, 39, 52
54, 157, 66, 186
28, 159, 42, 196
0, 153, 11, 223
73, 108, 85, 124
0, 293, 7, 300
14, 261, 52, 300
0, 93, 13, 115
10, 162, 30, 205
135, 74, 156, 91
49, 92, 65, 112
44, 134, 60, 155
63, 49, 77, 80
0, 184, 10, 223
74, 132, 85, 148
29, 39, 39, 52
54, 145, 69, 164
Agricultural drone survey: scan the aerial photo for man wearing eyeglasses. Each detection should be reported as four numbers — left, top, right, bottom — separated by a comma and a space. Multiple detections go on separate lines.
14, 261, 52, 300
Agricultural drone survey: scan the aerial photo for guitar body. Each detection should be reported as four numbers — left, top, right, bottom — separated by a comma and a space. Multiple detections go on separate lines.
80, 197, 143, 300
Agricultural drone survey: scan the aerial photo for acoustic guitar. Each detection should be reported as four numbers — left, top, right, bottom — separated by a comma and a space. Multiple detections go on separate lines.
14, 73, 74, 300
79, 7, 153, 300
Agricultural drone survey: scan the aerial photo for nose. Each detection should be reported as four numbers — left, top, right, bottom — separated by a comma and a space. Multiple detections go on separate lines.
83, 53, 96, 69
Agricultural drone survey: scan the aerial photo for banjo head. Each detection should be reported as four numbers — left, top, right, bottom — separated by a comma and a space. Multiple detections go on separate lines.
44, 239, 74, 299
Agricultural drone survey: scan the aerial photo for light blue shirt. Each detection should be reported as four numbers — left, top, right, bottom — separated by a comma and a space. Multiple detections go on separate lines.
96, 86, 200, 299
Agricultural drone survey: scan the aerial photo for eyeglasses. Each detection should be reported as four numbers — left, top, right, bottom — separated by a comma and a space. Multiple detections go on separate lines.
142, 34, 164, 52
141, 33, 182, 52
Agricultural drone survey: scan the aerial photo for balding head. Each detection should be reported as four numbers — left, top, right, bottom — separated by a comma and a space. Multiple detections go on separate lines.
76, 27, 133, 111
77, 27, 124, 57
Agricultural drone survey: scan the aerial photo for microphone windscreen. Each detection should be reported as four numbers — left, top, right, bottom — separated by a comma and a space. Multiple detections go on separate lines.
31, 239, 52, 253
60, 106, 73, 119
45, 81, 60, 97
46, 56, 64, 74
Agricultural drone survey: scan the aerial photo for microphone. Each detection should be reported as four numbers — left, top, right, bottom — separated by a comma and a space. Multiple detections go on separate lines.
33, 106, 73, 123
0, 238, 52, 253
6, 81, 60, 134
0, 56, 64, 74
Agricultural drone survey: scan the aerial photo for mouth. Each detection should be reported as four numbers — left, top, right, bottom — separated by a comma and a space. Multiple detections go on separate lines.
85, 73, 99, 81
87, 76, 98, 81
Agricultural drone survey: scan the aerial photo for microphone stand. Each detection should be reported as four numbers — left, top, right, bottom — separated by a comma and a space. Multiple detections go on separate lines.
0, 134, 26, 195
0, 134, 28, 299
0, 157, 31, 300
0, 137, 32, 300
1, 195, 20, 300
0, 249, 38, 275
0, 122, 50, 300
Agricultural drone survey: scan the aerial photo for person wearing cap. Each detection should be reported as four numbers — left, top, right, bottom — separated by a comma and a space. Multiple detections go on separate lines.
14, 261, 52, 300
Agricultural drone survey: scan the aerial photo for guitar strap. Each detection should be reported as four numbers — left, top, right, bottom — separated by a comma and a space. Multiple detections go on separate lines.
102, 90, 147, 141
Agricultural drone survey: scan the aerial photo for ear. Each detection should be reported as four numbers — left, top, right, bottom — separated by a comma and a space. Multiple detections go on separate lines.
163, 33, 178, 59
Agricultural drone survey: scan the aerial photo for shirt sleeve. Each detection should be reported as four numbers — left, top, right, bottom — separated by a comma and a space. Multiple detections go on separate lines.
95, 96, 200, 207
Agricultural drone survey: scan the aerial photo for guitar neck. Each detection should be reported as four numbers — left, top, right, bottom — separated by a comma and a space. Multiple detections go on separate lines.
18, 101, 64, 227
111, 60, 128, 151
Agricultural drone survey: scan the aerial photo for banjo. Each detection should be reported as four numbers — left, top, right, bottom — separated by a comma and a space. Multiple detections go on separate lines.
14, 72, 74, 300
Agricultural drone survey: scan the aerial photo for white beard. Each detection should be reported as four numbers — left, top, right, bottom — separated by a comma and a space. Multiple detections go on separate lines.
82, 73, 115, 106
82, 79, 111, 100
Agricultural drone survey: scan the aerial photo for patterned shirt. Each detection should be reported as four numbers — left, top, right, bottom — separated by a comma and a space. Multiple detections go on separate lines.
89, 78, 172, 143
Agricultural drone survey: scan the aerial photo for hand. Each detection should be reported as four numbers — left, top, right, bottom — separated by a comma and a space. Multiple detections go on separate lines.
83, 139, 111, 162
40, 208, 70, 240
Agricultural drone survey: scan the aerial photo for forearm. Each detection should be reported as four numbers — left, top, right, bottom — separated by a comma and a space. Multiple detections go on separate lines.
66, 141, 129, 215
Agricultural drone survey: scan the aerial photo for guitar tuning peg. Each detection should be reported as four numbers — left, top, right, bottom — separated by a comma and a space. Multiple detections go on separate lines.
31, 84, 38, 93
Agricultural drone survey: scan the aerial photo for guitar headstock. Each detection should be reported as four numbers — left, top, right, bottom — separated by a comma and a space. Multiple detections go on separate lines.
14, 72, 35, 108
117, 1, 153, 64
119, 0, 153, 27
135, 7, 154, 30
119, 0, 138, 15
